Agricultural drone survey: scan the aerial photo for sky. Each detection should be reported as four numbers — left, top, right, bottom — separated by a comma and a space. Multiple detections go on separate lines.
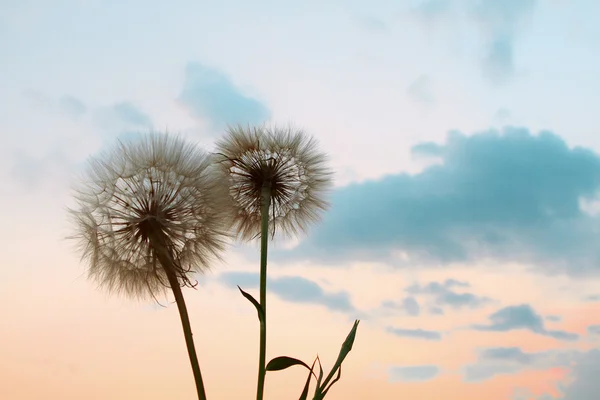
1, 0, 600, 399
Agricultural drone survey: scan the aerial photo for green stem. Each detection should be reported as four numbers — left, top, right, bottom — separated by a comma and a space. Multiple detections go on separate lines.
165, 269, 208, 400
150, 228, 208, 400
256, 183, 271, 400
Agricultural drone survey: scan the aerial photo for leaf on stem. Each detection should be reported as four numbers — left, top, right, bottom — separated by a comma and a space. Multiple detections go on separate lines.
266, 356, 312, 372
320, 366, 341, 398
314, 320, 360, 399
237, 285, 264, 322
299, 357, 319, 400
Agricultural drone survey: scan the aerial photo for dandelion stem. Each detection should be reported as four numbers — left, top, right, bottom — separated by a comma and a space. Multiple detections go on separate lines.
149, 227, 208, 400
256, 183, 271, 400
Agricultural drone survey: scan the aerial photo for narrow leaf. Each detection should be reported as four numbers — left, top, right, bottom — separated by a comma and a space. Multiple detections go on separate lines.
317, 320, 360, 395
320, 365, 342, 398
237, 285, 264, 322
313, 355, 324, 399
266, 356, 311, 372
341, 320, 360, 353
299, 357, 318, 400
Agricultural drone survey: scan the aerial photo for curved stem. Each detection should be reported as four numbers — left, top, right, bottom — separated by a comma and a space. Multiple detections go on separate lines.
256, 184, 271, 400
149, 229, 208, 400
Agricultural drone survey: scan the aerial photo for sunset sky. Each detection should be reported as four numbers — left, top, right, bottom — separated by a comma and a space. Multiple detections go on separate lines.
2, 0, 600, 399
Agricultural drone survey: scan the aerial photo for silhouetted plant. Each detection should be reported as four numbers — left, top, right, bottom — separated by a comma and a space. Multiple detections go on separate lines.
216, 124, 358, 400
266, 319, 360, 399
68, 133, 231, 400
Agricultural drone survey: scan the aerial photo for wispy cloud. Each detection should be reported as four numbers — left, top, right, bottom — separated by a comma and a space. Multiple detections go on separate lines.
388, 364, 440, 382
407, 74, 435, 106
217, 271, 354, 313
471, 304, 579, 341
178, 62, 270, 131
406, 279, 491, 312
93, 101, 153, 131
381, 296, 421, 316
58, 95, 87, 118
587, 325, 600, 335
468, 0, 536, 83
386, 327, 443, 341
463, 346, 579, 382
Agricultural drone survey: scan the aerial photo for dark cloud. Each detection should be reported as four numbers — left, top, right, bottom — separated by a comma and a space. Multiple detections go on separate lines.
386, 327, 442, 341
472, 304, 579, 341
280, 128, 600, 275
178, 62, 270, 130
388, 365, 440, 382
217, 271, 354, 313
463, 346, 578, 382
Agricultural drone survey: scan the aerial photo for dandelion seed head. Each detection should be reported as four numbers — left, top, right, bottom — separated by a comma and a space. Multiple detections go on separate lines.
69, 133, 232, 300
215, 124, 332, 241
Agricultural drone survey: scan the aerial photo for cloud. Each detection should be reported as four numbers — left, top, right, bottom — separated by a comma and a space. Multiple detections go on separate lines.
93, 101, 153, 131
430, 306, 444, 315
405, 279, 490, 312
463, 346, 578, 382
587, 325, 600, 335
407, 74, 435, 106
546, 315, 562, 322
401, 296, 421, 316
178, 62, 270, 130
381, 279, 487, 316
217, 271, 354, 312
112, 102, 152, 127
495, 107, 512, 121
381, 296, 421, 316
22, 90, 87, 120
472, 304, 579, 341
58, 95, 87, 118
9, 147, 72, 188
409, 0, 535, 83
388, 365, 440, 382
537, 349, 600, 400
411, 0, 451, 21
468, 0, 536, 83
357, 15, 387, 32
386, 327, 442, 341
281, 128, 600, 275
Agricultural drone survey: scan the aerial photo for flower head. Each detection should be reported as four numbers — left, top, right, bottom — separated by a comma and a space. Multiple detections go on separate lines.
69, 133, 231, 300
215, 124, 332, 241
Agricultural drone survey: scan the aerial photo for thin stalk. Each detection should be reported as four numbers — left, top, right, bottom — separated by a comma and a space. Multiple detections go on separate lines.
149, 227, 208, 400
256, 183, 271, 400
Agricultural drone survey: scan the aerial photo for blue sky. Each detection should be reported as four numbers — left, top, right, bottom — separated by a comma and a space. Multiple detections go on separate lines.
2, 1, 600, 399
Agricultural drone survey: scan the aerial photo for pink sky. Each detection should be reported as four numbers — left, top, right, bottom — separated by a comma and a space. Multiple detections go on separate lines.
2, 1, 600, 399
